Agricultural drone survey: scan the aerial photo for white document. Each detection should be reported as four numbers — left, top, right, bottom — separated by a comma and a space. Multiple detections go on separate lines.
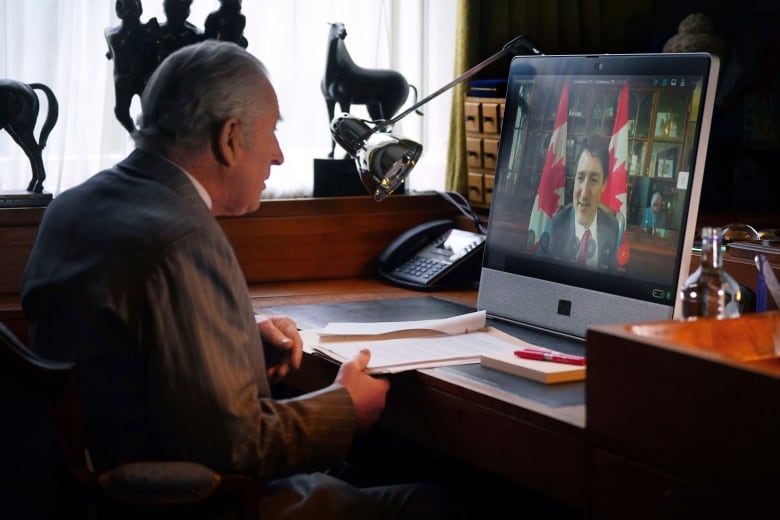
302, 311, 530, 374
318, 310, 486, 336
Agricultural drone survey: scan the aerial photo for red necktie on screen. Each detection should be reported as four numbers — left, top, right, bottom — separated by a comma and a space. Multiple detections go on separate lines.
577, 228, 591, 264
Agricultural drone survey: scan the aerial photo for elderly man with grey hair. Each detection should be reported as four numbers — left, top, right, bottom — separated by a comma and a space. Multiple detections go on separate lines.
641, 191, 667, 231
21, 40, 451, 519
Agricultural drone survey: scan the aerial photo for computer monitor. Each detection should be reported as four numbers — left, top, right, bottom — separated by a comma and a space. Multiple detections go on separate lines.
478, 53, 720, 338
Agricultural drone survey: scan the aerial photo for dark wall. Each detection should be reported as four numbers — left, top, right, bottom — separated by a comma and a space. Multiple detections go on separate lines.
472, 0, 780, 213
639, 1, 780, 212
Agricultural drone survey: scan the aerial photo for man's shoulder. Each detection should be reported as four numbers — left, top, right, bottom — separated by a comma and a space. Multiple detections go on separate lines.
46, 156, 208, 240
598, 206, 619, 222
597, 206, 620, 235
550, 204, 573, 227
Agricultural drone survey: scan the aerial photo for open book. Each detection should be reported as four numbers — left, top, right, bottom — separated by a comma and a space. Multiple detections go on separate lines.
302, 311, 586, 382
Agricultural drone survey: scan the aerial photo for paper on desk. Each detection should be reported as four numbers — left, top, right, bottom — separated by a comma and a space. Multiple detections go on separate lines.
302, 324, 534, 374
318, 310, 486, 336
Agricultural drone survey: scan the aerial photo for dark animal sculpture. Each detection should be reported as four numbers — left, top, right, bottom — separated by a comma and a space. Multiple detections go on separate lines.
321, 22, 417, 158
0, 80, 58, 193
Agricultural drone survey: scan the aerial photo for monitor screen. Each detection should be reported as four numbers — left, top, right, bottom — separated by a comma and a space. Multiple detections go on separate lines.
478, 53, 720, 338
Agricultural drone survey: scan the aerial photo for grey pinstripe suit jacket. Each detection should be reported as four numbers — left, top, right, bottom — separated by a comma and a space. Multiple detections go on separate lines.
21, 148, 356, 480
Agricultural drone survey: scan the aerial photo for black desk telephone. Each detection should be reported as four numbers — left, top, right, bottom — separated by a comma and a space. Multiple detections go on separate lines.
377, 219, 486, 290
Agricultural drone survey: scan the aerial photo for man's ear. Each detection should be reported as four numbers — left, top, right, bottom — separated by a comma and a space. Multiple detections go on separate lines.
214, 118, 242, 166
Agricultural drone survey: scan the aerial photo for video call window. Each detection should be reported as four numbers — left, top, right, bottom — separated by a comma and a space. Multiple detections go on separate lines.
487, 73, 705, 297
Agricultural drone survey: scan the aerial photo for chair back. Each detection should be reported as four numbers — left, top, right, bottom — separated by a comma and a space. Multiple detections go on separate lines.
1, 322, 259, 518
0, 322, 90, 518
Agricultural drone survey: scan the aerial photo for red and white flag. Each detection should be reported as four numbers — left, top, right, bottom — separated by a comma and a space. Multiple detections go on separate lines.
602, 82, 629, 227
527, 83, 568, 252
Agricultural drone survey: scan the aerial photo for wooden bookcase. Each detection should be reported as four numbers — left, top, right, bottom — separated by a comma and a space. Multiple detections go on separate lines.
464, 96, 505, 208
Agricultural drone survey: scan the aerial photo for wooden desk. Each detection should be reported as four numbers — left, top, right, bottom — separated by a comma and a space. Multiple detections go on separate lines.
3, 197, 778, 515
250, 278, 587, 510
587, 314, 780, 518
1, 196, 587, 510
623, 229, 677, 281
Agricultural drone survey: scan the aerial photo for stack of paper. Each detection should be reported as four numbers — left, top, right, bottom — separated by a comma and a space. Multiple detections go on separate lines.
304, 310, 514, 374
302, 310, 586, 384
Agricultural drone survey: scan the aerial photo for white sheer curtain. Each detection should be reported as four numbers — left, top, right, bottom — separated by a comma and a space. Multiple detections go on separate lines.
0, 0, 456, 198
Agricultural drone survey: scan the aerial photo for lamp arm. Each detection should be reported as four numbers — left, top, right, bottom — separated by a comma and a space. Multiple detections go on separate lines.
374, 35, 541, 133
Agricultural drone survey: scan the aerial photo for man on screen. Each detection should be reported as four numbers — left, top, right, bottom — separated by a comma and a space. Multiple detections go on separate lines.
641, 191, 667, 231
549, 135, 619, 270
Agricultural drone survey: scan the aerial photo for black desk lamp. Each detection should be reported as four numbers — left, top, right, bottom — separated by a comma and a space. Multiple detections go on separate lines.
330, 35, 542, 202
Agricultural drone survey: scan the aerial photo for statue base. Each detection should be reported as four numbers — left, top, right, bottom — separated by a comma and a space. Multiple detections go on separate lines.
0, 190, 52, 208
313, 158, 366, 197
313, 158, 405, 197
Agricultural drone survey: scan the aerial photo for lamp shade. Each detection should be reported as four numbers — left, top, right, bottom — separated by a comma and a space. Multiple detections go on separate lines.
330, 113, 422, 201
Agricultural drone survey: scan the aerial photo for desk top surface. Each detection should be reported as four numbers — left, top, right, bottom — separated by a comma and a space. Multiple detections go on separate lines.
257, 285, 586, 429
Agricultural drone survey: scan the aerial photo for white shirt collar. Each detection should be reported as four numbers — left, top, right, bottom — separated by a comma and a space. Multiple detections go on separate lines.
574, 217, 597, 241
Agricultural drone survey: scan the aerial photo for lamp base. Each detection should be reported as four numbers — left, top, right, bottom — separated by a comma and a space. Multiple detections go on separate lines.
0, 190, 52, 208
313, 158, 405, 197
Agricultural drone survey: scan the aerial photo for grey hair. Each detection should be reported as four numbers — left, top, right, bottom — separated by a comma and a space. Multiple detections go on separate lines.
133, 40, 271, 154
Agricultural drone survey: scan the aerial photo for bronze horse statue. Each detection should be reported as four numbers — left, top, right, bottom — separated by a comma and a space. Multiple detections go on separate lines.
0, 80, 58, 193
321, 22, 417, 158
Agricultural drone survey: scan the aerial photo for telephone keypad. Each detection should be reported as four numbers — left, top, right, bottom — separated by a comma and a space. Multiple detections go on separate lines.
393, 256, 448, 282
379, 225, 486, 289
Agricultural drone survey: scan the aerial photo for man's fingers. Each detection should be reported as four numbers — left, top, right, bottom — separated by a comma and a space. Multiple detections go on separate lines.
351, 349, 371, 371
259, 320, 293, 347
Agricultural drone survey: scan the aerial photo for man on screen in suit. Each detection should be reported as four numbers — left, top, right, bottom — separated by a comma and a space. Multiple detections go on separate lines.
21, 41, 449, 519
549, 136, 620, 271
641, 191, 667, 231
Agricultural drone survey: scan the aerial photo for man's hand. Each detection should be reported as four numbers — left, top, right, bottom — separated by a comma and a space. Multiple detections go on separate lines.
335, 349, 390, 433
258, 316, 303, 385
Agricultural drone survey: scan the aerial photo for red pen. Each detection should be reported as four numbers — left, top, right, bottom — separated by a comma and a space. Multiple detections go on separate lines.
514, 348, 586, 366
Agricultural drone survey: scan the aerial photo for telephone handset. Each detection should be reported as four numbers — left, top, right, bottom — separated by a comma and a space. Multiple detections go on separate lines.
377, 219, 486, 291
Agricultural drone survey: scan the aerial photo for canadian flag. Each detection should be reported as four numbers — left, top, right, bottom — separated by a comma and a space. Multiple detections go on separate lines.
602, 82, 629, 225
527, 83, 568, 253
